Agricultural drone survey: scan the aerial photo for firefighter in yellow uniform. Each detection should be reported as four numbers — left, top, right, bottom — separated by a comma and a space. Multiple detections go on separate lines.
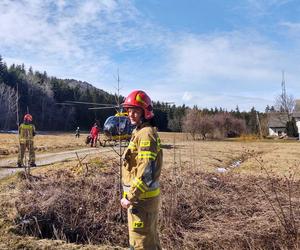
17, 114, 36, 167
121, 90, 162, 250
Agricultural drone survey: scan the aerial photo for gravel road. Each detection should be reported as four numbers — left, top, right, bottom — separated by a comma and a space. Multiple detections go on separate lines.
0, 147, 115, 179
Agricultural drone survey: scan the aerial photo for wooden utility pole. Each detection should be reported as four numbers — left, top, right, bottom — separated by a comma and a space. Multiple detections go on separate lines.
16, 82, 19, 127
113, 70, 124, 221
117, 72, 123, 221
256, 112, 263, 139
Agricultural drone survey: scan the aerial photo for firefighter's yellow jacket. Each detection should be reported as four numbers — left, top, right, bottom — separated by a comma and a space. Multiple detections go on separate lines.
19, 123, 36, 143
122, 122, 162, 202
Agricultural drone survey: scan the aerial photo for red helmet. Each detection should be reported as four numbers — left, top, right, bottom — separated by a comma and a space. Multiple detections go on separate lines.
122, 90, 154, 119
24, 114, 32, 122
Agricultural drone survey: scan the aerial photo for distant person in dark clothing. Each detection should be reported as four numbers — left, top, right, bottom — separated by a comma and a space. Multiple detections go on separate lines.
90, 123, 100, 147
75, 127, 80, 138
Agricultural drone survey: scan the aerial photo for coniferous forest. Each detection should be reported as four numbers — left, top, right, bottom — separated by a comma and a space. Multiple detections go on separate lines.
0, 56, 268, 136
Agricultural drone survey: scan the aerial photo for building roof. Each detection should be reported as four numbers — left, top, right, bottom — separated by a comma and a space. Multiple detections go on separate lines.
293, 99, 300, 118
268, 112, 289, 128
293, 112, 300, 118
295, 99, 300, 111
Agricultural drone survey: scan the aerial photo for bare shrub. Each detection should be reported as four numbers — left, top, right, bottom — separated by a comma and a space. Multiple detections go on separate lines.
275, 87, 295, 121
14, 165, 128, 246
254, 158, 299, 246
0, 83, 18, 130
183, 110, 247, 140
13, 160, 300, 249
230, 117, 247, 137
198, 115, 214, 140
160, 169, 300, 249
213, 113, 246, 139
182, 109, 200, 140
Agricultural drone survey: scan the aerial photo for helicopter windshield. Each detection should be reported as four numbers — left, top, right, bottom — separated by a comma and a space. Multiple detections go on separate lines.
103, 116, 134, 136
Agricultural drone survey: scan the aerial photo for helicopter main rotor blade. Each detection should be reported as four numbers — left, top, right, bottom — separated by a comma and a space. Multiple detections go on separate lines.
65, 101, 115, 106
56, 103, 76, 106
88, 106, 119, 110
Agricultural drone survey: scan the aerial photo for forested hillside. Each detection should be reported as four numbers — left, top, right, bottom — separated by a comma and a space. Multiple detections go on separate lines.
0, 56, 268, 136
0, 56, 178, 131
0, 57, 117, 130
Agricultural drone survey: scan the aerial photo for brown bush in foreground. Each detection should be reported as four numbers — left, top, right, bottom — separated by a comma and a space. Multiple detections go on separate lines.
13, 161, 300, 249
14, 166, 128, 246
160, 168, 300, 249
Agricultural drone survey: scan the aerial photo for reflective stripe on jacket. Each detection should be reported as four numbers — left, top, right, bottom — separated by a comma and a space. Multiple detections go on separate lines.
19, 123, 35, 143
122, 122, 162, 202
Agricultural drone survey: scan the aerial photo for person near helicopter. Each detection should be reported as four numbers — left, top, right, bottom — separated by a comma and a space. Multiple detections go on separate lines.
121, 90, 162, 250
89, 123, 100, 147
75, 126, 80, 138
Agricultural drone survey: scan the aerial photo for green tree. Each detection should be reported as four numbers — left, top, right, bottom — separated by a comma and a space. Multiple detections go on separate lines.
286, 117, 298, 137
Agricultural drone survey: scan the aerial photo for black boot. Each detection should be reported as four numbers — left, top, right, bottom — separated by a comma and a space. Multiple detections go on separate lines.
30, 163, 37, 167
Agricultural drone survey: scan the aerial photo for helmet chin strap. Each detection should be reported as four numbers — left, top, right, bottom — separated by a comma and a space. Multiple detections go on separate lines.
136, 116, 146, 128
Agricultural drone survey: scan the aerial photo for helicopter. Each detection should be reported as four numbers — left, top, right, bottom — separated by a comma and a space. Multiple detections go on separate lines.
58, 93, 174, 147
101, 111, 135, 146
59, 101, 134, 147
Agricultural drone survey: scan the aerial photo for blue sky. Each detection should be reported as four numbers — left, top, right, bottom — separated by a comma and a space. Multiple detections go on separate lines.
1, 0, 300, 111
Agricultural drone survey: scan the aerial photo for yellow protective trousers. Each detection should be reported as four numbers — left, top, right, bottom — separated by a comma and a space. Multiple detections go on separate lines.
17, 141, 35, 165
127, 196, 162, 250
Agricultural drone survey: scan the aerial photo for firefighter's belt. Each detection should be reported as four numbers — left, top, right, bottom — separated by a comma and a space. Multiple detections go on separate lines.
19, 139, 33, 143
123, 187, 160, 199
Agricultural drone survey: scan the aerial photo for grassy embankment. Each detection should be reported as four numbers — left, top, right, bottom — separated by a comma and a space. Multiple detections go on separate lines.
0, 132, 299, 249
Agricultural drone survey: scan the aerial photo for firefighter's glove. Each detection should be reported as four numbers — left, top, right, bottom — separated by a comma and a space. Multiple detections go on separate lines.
121, 198, 131, 209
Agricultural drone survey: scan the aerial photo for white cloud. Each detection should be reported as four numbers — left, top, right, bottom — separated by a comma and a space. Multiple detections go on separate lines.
1, 0, 300, 112
247, 0, 293, 7
0, 0, 165, 92
244, 0, 293, 16
141, 29, 300, 111
280, 21, 300, 30
279, 21, 300, 42
56, 0, 66, 12
167, 32, 282, 84
182, 92, 193, 102
147, 84, 275, 111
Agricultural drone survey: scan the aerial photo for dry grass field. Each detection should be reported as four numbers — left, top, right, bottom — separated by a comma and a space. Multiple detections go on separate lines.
159, 132, 300, 179
0, 133, 88, 157
0, 132, 299, 249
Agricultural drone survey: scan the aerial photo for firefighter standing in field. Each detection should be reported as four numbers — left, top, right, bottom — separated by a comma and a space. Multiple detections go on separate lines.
121, 90, 162, 250
17, 114, 36, 168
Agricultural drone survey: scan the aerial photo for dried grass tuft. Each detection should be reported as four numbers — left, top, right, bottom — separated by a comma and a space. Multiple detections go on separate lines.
12, 159, 300, 249
14, 164, 128, 246
160, 168, 300, 249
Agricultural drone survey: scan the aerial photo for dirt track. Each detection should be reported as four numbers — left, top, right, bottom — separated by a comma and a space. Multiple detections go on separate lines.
0, 147, 114, 179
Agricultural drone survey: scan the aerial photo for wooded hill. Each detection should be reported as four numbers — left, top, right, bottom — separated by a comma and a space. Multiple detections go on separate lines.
0, 56, 266, 135
0, 56, 177, 131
